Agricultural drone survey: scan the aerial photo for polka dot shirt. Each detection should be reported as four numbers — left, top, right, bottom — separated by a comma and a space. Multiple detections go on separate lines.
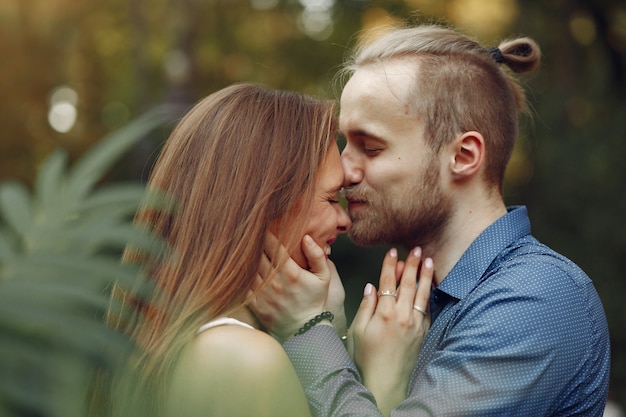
284, 206, 610, 417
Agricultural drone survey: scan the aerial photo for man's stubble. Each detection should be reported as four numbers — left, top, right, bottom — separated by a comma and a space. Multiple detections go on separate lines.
346, 155, 452, 249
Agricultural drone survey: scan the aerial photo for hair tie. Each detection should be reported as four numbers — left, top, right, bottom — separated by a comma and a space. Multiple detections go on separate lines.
488, 47, 504, 64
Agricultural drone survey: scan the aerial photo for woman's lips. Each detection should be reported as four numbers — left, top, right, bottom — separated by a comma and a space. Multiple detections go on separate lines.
325, 237, 336, 256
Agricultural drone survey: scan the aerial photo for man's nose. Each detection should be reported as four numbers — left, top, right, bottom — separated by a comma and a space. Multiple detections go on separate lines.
341, 145, 363, 187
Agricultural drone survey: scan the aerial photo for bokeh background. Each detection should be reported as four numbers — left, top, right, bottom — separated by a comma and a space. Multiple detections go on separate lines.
1, 0, 625, 414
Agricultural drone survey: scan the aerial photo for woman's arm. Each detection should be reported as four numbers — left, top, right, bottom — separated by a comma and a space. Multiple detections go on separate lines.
348, 247, 433, 416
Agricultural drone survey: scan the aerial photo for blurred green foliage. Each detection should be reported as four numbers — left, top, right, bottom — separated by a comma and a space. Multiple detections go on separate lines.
0, 109, 169, 417
0, 0, 625, 412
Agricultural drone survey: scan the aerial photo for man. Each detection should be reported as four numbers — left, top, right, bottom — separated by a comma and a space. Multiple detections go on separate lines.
254, 24, 610, 416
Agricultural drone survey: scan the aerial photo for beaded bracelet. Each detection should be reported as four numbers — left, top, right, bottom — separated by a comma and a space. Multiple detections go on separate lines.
294, 311, 334, 336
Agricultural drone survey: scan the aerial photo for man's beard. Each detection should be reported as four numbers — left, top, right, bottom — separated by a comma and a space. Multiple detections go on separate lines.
345, 158, 451, 249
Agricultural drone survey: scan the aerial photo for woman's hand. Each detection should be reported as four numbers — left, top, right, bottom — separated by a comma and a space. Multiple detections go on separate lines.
348, 247, 433, 417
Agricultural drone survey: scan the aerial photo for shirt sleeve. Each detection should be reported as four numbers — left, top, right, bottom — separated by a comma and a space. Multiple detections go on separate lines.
284, 253, 609, 417
282, 325, 383, 417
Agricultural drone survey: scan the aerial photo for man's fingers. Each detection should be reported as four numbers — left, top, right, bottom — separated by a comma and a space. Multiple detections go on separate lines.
258, 252, 272, 281
263, 230, 280, 253
302, 234, 328, 280
263, 231, 289, 266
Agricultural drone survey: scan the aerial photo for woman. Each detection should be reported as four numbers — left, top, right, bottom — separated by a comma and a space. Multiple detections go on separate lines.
110, 83, 351, 417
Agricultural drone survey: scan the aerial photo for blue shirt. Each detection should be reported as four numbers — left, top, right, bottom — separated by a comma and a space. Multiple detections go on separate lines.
284, 206, 610, 417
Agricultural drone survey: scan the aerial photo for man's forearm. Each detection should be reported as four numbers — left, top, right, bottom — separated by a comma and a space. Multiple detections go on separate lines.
283, 325, 382, 417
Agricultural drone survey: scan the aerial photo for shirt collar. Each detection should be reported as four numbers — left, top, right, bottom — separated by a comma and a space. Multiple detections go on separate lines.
435, 205, 531, 301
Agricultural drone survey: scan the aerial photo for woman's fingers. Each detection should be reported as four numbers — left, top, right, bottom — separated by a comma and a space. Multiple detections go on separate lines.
377, 248, 400, 301
396, 247, 422, 307
349, 282, 377, 357
395, 260, 405, 284
350, 250, 434, 413
413, 257, 433, 316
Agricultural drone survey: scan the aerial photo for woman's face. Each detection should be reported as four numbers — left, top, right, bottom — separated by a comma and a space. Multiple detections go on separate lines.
290, 141, 352, 268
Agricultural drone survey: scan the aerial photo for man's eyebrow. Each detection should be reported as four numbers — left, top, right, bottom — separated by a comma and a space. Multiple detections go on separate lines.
347, 129, 369, 138
344, 128, 384, 142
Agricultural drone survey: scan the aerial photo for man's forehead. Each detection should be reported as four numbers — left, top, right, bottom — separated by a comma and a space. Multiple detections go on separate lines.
341, 62, 417, 110
340, 72, 419, 136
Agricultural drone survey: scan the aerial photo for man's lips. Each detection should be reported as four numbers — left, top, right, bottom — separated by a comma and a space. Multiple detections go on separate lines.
347, 199, 366, 211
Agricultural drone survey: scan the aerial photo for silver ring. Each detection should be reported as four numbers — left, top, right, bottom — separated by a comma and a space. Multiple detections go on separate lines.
378, 290, 397, 298
413, 305, 427, 315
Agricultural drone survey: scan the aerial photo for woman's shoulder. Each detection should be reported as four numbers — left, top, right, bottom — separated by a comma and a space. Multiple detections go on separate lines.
168, 324, 311, 417
190, 322, 287, 368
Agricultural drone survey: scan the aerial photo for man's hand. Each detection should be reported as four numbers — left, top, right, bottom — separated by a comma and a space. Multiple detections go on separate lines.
326, 259, 347, 338
249, 233, 345, 342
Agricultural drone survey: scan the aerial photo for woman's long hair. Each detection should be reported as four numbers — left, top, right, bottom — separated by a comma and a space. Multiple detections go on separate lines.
107, 83, 337, 413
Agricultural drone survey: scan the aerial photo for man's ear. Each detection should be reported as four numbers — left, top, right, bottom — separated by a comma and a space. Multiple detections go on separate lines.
449, 131, 484, 179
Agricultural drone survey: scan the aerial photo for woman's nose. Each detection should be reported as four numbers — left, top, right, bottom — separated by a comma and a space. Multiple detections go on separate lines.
336, 205, 351, 233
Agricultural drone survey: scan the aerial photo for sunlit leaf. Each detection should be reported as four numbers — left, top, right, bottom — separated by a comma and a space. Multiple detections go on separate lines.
0, 110, 171, 417
0, 301, 132, 355
66, 107, 170, 203
0, 226, 16, 265
78, 183, 145, 214
1, 279, 110, 311
4, 254, 149, 293
34, 149, 69, 216
0, 181, 33, 239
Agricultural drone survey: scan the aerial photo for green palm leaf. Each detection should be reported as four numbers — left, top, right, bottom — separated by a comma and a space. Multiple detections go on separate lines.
66, 107, 169, 204
34, 149, 68, 216
0, 181, 33, 239
0, 107, 173, 417
0, 225, 16, 263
